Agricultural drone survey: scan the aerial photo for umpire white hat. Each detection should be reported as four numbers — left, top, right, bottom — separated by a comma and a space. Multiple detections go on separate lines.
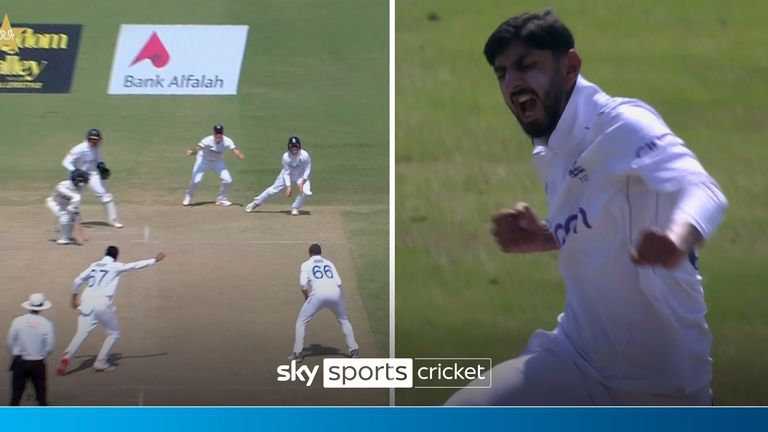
21, 293, 52, 311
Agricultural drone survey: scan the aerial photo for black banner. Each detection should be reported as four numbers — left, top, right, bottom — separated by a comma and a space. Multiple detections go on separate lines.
0, 23, 81, 93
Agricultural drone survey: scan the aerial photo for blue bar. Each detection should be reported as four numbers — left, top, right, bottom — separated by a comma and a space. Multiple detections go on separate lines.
1, 407, 767, 431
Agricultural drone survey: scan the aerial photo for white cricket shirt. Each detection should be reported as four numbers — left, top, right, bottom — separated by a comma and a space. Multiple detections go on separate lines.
197, 135, 236, 162
532, 76, 728, 394
73, 256, 158, 302
62, 141, 102, 172
52, 180, 82, 209
300, 255, 342, 295
281, 149, 312, 184
7, 313, 55, 361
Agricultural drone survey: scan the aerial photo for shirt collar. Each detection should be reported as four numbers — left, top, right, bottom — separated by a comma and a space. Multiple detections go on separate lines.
532, 75, 608, 156
101, 256, 116, 263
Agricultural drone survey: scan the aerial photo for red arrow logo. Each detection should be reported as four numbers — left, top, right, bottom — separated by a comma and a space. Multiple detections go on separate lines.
130, 31, 170, 68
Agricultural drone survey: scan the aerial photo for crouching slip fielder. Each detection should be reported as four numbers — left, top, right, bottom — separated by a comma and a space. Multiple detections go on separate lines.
289, 244, 359, 362
246, 136, 312, 216
57, 246, 166, 373
62, 129, 123, 228
447, 11, 727, 406
46, 169, 89, 245
183, 124, 245, 207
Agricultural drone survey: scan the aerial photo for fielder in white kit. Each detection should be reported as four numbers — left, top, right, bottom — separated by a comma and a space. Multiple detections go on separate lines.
245, 136, 312, 216
57, 246, 166, 373
45, 169, 90, 245
183, 124, 245, 207
289, 243, 359, 362
62, 129, 123, 228
447, 11, 728, 405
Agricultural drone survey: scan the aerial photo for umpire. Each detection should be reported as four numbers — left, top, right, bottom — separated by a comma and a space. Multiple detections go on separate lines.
7, 293, 55, 406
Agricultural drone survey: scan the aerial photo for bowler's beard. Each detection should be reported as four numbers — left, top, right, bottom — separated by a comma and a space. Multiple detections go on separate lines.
515, 84, 566, 138
515, 72, 569, 139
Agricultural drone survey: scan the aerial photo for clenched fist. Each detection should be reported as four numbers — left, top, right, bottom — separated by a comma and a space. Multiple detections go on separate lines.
491, 202, 557, 253
631, 227, 685, 268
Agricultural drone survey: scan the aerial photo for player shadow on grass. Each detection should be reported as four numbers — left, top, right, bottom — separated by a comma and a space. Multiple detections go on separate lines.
61, 352, 168, 376
301, 344, 351, 359
189, 201, 244, 208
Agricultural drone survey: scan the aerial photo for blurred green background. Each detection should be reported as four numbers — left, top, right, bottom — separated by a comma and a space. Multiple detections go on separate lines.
396, 0, 767, 405
1, 0, 389, 353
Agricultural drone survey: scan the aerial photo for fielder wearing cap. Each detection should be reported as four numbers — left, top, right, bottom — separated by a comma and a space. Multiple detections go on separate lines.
61, 128, 124, 229
7, 293, 55, 406
183, 124, 245, 207
289, 243, 359, 362
245, 135, 313, 216
447, 10, 728, 406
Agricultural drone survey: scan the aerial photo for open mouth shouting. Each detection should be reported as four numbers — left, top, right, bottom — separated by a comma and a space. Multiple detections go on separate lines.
511, 92, 541, 122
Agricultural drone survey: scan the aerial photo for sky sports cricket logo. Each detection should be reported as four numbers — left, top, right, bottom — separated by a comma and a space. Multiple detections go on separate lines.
276, 358, 492, 389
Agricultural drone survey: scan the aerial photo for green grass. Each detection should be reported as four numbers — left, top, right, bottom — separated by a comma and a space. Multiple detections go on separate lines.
2, 0, 389, 351
344, 206, 390, 355
2, 0, 388, 206
395, 0, 768, 405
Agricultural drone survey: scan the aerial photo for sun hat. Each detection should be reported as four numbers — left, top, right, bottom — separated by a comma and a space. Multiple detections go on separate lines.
21, 293, 52, 311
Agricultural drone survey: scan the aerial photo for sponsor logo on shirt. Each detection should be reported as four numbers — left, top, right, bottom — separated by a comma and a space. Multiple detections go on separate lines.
568, 163, 589, 183
551, 207, 593, 247
568, 165, 586, 177
635, 141, 659, 159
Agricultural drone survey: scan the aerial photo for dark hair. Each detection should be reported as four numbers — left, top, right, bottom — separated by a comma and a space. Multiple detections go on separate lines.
106, 245, 119, 260
308, 243, 321, 256
484, 10, 575, 65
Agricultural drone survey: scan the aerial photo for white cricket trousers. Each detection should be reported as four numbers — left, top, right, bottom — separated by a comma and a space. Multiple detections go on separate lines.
186, 159, 232, 201
253, 173, 312, 210
293, 289, 358, 355
446, 329, 713, 406
63, 297, 120, 365
86, 170, 120, 223
45, 197, 75, 241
